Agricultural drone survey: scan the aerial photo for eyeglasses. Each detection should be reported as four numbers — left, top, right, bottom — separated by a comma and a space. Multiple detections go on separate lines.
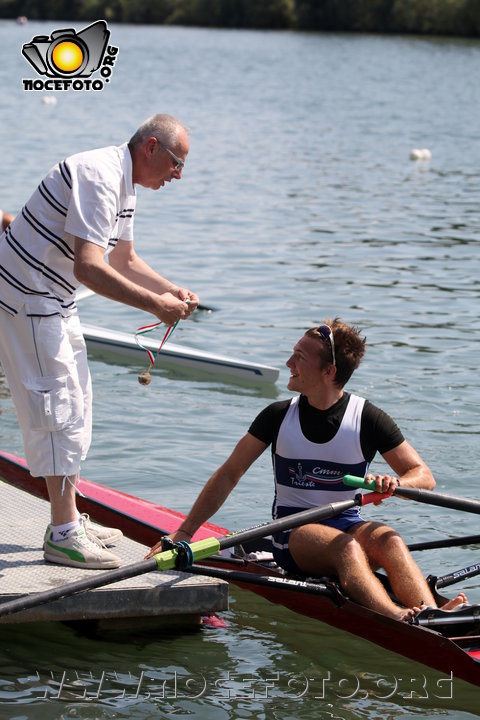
317, 324, 336, 366
156, 139, 184, 171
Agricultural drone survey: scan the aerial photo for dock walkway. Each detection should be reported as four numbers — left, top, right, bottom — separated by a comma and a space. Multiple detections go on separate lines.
0, 479, 228, 627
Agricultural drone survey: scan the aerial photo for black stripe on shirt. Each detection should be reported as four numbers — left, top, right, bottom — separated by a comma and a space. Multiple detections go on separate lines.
5, 230, 76, 295
0, 298, 18, 315
0, 262, 52, 297
39, 180, 68, 217
22, 205, 74, 262
59, 160, 72, 189
116, 208, 135, 219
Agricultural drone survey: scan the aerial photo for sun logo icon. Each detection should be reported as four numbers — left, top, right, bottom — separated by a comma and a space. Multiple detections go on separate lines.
51, 40, 84, 74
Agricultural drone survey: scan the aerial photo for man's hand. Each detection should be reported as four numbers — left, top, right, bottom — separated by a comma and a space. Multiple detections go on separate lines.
145, 528, 192, 559
154, 292, 194, 325
174, 287, 199, 314
366, 473, 399, 497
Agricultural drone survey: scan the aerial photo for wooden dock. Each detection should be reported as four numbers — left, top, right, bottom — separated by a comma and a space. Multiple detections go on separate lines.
0, 479, 228, 628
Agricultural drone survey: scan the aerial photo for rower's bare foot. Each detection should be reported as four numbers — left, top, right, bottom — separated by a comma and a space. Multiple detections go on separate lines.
398, 606, 422, 622
396, 593, 469, 622
440, 593, 468, 610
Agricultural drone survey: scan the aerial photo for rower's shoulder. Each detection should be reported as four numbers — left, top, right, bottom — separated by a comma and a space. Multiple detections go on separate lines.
252, 398, 292, 424
248, 398, 292, 446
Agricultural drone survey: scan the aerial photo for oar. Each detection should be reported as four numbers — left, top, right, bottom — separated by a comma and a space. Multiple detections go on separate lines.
343, 475, 480, 515
186, 564, 343, 605
75, 286, 216, 312
0, 491, 382, 619
432, 562, 480, 590
408, 534, 480, 552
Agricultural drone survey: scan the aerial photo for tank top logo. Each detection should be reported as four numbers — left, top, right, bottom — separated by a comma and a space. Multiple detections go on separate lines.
288, 461, 344, 488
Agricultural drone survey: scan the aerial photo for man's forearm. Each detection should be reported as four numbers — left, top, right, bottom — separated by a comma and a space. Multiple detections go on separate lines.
110, 250, 179, 296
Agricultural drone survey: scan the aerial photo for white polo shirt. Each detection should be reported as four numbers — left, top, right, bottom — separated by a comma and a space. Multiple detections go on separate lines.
0, 142, 136, 318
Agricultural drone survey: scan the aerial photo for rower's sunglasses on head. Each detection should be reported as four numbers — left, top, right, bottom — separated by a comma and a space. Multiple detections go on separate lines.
155, 138, 184, 171
317, 324, 336, 366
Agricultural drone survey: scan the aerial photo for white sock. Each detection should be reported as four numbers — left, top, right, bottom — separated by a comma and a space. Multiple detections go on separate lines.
50, 519, 81, 542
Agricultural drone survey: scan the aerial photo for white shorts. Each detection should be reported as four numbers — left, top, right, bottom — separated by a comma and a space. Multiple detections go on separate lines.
0, 307, 92, 477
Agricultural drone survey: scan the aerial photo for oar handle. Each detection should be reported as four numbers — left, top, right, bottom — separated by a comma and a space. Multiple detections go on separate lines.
343, 475, 376, 490
344, 475, 480, 516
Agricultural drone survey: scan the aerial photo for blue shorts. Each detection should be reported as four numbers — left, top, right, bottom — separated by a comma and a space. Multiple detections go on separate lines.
271, 513, 365, 576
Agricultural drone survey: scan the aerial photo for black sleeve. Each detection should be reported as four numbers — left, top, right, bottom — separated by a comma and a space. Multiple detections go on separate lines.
248, 399, 291, 452
360, 400, 405, 462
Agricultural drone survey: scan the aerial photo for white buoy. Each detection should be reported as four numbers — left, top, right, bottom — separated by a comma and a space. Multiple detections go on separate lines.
410, 148, 431, 161
41, 96, 57, 105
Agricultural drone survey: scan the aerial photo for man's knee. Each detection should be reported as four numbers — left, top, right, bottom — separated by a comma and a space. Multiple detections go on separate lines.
368, 529, 409, 569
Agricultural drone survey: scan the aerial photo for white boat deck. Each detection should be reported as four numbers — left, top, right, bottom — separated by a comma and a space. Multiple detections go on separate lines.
0, 479, 228, 627
81, 323, 280, 384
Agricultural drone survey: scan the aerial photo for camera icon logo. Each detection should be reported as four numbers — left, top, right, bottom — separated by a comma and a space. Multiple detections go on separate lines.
22, 20, 110, 79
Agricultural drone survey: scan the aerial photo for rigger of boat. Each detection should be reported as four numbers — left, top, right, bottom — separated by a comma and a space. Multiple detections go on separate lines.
1, 451, 480, 688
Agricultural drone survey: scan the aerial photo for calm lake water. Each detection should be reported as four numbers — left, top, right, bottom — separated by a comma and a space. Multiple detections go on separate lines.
1, 19, 480, 719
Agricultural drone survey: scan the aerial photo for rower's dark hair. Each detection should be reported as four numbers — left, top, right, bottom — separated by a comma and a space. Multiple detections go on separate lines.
305, 317, 366, 389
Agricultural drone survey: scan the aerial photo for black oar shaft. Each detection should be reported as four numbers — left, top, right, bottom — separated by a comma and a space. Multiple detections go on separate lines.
394, 487, 480, 515
217, 497, 361, 551
408, 534, 480, 552
435, 562, 480, 590
187, 565, 341, 604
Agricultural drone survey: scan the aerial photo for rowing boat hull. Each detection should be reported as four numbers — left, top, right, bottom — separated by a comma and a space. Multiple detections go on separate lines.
81, 323, 280, 384
1, 451, 479, 687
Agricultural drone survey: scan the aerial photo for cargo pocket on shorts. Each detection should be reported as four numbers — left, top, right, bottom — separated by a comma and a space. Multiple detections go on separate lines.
24, 375, 83, 432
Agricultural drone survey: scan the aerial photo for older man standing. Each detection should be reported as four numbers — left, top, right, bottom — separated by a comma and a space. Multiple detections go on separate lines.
0, 114, 198, 569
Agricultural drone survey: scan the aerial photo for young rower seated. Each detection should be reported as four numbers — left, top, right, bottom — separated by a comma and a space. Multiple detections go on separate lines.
148, 319, 466, 620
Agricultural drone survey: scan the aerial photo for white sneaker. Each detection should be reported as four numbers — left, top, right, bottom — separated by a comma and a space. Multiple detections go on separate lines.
43, 524, 121, 569
79, 513, 123, 546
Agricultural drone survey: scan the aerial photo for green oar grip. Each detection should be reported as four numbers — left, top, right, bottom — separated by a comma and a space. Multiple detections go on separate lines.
153, 537, 221, 571
343, 475, 376, 491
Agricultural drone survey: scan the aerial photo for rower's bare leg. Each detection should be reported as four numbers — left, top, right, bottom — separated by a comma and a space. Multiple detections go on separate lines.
350, 522, 468, 610
288, 524, 412, 621
45, 474, 78, 525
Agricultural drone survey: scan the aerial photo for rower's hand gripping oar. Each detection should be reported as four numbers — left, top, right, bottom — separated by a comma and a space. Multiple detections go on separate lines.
343, 475, 480, 515
0, 489, 383, 619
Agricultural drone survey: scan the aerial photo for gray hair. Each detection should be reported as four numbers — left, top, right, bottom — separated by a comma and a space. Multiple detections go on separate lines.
129, 114, 187, 149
